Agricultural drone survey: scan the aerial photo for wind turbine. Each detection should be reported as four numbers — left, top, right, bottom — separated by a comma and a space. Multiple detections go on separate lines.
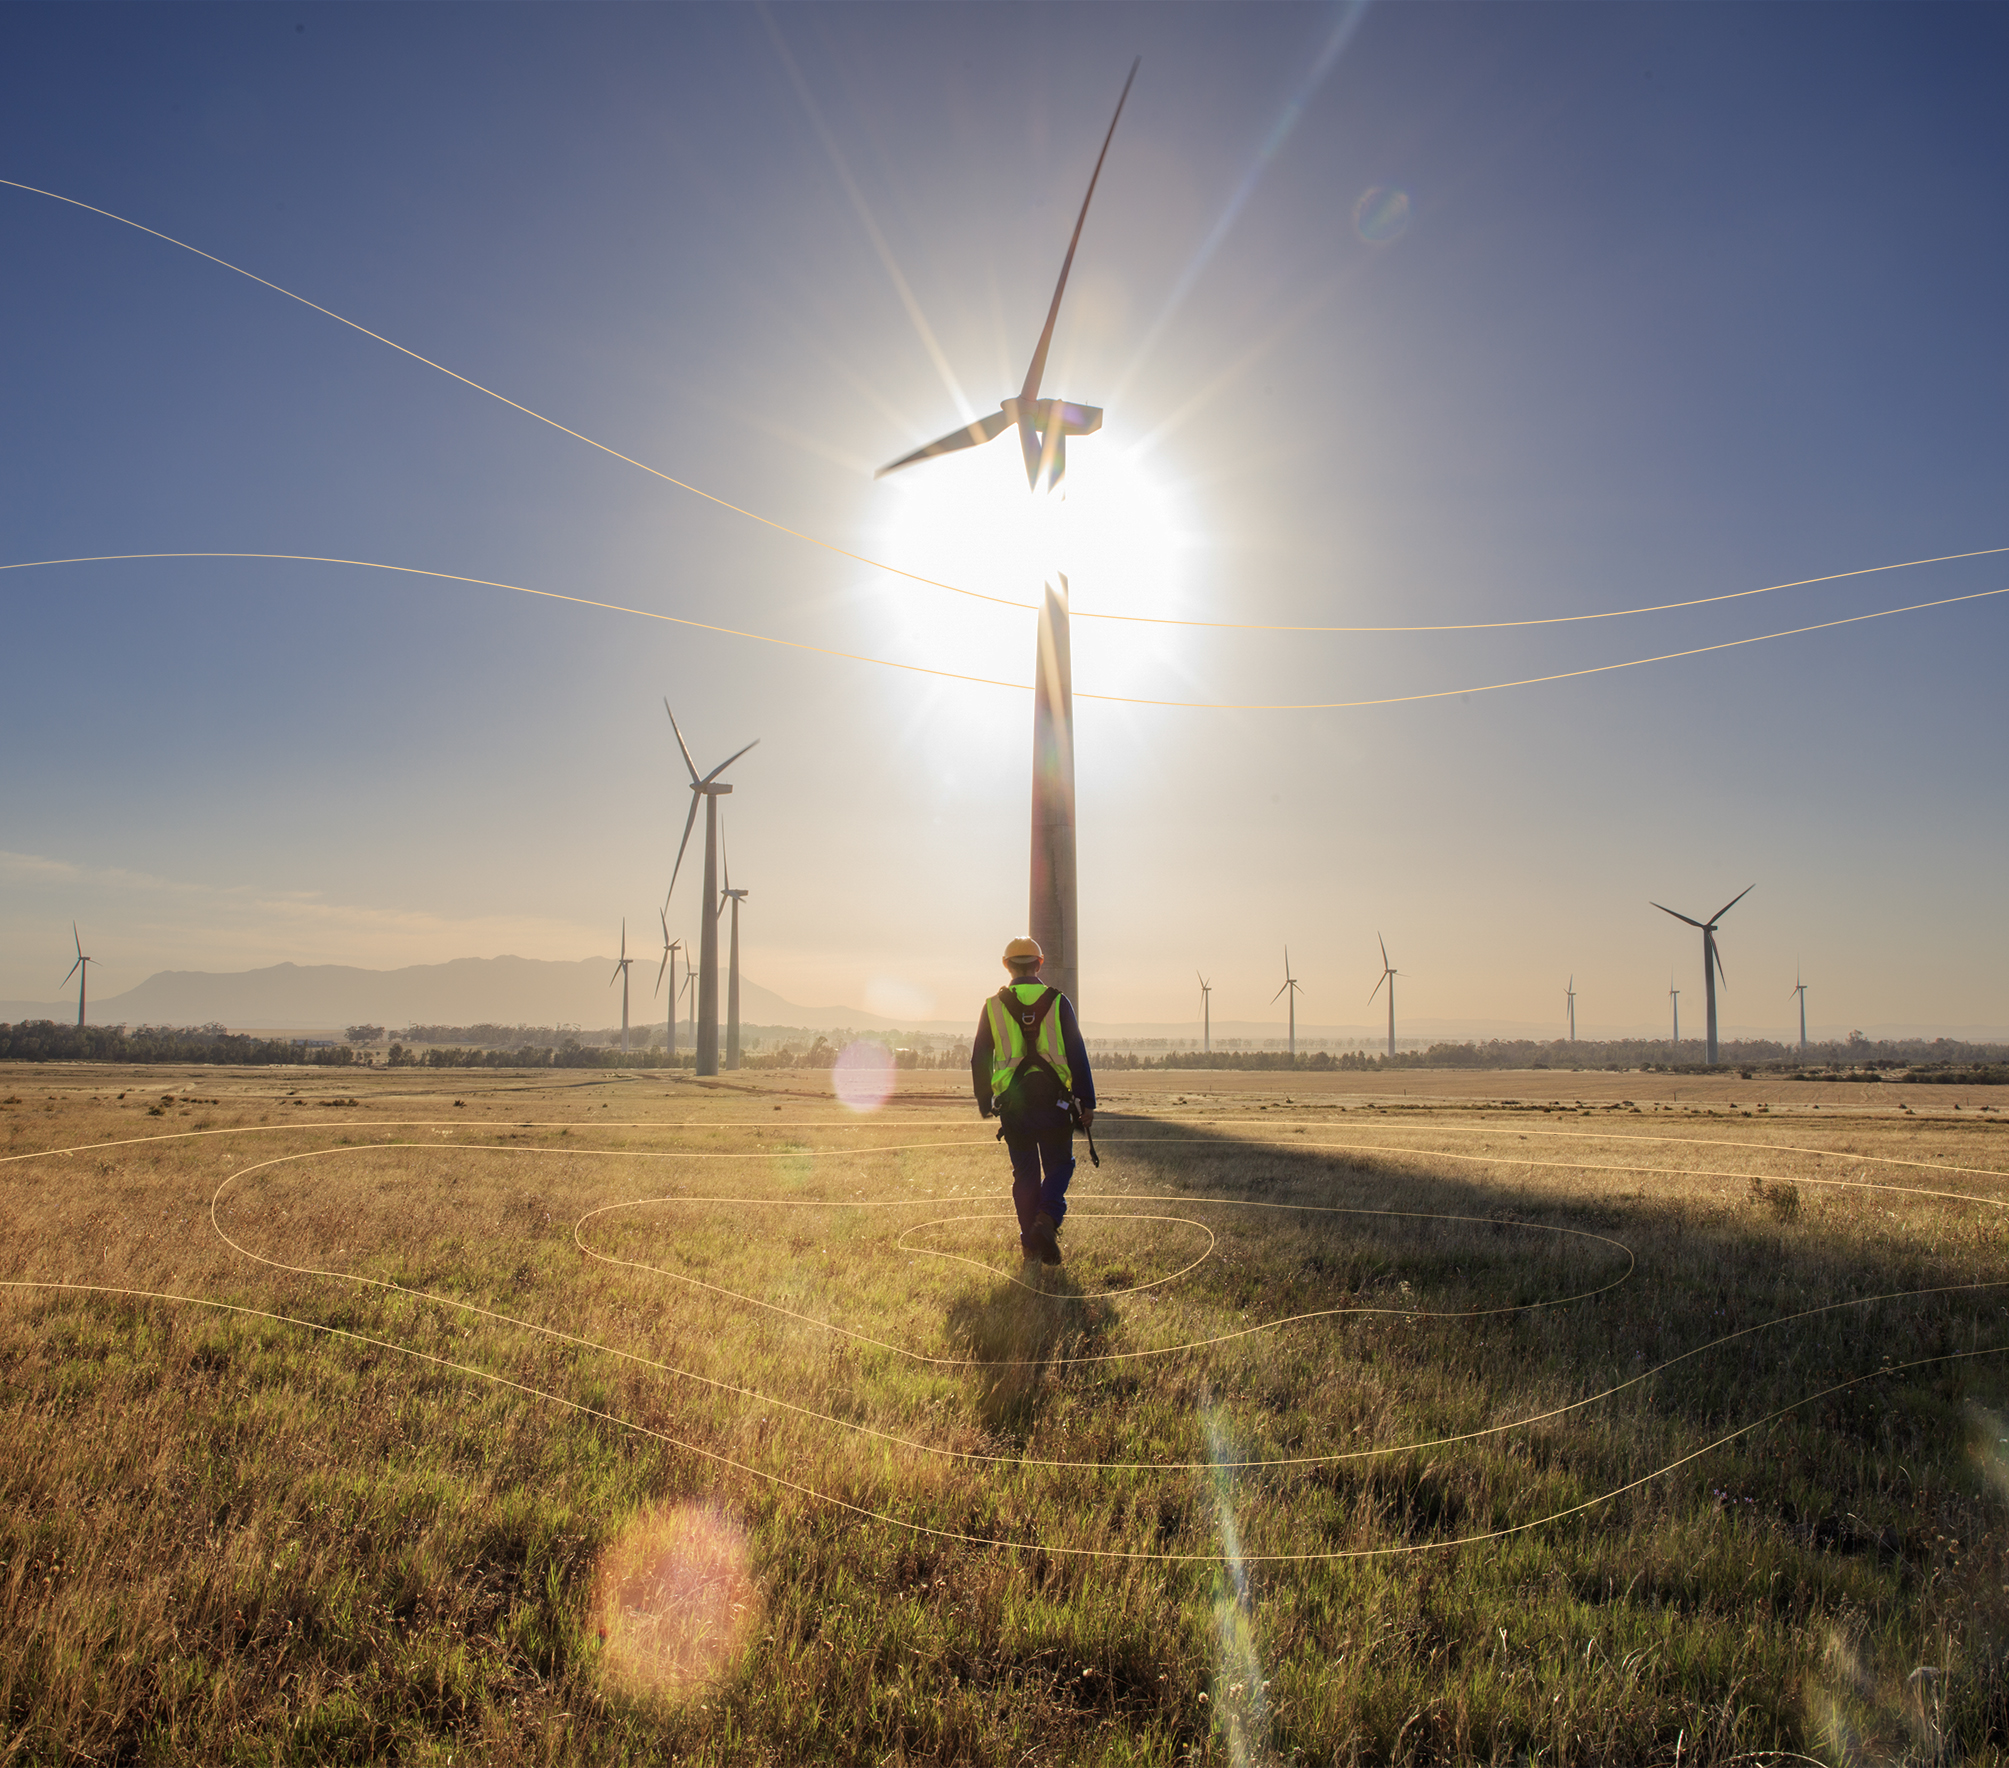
1272, 949, 1302, 1058
681, 964, 696, 1048
1565, 975, 1577, 1042
63, 923, 95, 1028
1790, 965, 1809, 1054
665, 703, 758, 1077
1197, 971, 1212, 1054
1669, 977, 1680, 1051
610, 920, 635, 1056
876, 58, 1141, 1019
719, 824, 749, 1072
1651, 886, 1752, 1066
1368, 935, 1400, 1059
655, 912, 683, 1064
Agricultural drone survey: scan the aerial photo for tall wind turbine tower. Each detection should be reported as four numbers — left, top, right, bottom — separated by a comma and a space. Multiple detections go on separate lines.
63, 923, 95, 1028
877, 59, 1141, 1019
720, 827, 749, 1072
1565, 975, 1577, 1042
1272, 950, 1302, 1057
1790, 966, 1809, 1054
655, 912, 683, 1064
1197, 972, 1212, 1054
610, 920, 634, 1056
1669, 979, 1680, 1051
1369, 935, 1400, 1059
665, 703, 758, 1077
1652, 886, 1752, 1066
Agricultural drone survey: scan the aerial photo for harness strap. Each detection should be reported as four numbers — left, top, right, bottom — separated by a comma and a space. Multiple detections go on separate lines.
997, 985, 1070, 1102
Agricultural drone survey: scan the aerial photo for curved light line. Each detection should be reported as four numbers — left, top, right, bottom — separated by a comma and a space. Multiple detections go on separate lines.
6, 552, 2002, 712
7, 176, 1999, 638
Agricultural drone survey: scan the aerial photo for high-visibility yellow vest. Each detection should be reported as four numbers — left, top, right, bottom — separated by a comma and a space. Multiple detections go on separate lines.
984, 983, 1073, 1100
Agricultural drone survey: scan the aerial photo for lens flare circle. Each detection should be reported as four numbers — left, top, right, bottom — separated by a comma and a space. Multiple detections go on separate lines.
1353, 185, 1411, 244
831, 1039, 895, 1113
591, 1501, 758, 1700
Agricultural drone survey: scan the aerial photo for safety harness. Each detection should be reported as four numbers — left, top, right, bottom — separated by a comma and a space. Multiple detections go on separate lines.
990, 984, 1099, 1167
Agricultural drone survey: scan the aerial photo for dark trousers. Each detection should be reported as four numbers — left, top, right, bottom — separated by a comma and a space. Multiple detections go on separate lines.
1002, 1108, 1075, 1236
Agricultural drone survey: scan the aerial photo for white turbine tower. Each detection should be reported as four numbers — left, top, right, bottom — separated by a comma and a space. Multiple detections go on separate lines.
1565, 975, 1577, 1042
665, 703, 758, 1077
655, 910, 683, 1065
1197, 971, 1212, 1054
719, 824, 748, 1072
1652, 886, 1752, 1066
1272, 949, 1302, 1058
1669, 977, 1680, 1052
1369, 935, 1400, 1059
877, 59, 1140, 1020
63, 923, 96, 1028
1790, 965, 1809, 1054
610, 920, 634, 1056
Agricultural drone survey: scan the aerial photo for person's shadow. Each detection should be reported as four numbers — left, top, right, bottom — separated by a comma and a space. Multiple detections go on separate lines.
943, 1268, 1117, 1441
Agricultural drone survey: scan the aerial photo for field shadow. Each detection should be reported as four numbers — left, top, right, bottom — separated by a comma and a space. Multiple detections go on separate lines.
943, 1270, 1117, 1438
1076, 1107, 2009, 1482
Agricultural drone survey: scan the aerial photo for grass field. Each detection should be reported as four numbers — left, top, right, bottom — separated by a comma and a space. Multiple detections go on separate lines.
3, 1061, 2007, 1765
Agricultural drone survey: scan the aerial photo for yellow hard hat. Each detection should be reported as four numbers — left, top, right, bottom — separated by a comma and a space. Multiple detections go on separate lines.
1002, 937, 1044, 966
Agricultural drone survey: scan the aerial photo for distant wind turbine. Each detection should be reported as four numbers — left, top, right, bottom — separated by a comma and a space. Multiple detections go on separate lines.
1272, 949, 1302, 1058
1368, 935, 1400, 1059
1790, 965, 1809, 1054
1197, 971, 1212, 1054
720, 823, 749, 1072
1565, 975, 1577, 1042
63, 923, 95, 1028
655, 910, 683, 1065
1669, 978, 1680, 1051
1651, 886, 1752, 1066
610, 919, 634, 1056
665, 702, 758, 1077
876, 58, 1141, 1020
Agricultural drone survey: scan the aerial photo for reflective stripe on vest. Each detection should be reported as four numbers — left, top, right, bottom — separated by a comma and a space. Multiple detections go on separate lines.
984, 983, 1073, 1099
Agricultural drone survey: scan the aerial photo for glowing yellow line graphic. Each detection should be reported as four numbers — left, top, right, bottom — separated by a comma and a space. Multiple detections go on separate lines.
7, 177, 1999, 637
5, 552, 2002, 712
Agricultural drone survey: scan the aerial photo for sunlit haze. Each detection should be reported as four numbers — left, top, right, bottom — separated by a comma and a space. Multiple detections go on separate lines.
3, 3, 2004, 1038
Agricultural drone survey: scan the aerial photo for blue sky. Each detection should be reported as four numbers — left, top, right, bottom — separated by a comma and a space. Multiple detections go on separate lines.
3, 2, 2005, 1036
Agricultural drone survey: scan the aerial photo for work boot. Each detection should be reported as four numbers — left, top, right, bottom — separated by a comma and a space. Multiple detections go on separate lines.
1031, 1211, 1063, 1267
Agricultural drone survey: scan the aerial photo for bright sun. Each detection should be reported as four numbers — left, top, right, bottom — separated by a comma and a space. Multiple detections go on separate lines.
871, 432, 1186, 620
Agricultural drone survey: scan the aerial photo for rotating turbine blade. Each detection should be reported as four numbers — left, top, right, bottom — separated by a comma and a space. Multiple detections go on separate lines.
663, 701, 700, 785
62, 955, 82, 985
1368, 971, 1386, 1004
1711, 883, 1756, 924
1018, 56, 1141, 409
73, 922, 84, 960
702, 738, 760, 787
1271, 978, 1290, 1003
655, 909, 673, 994
1378, 932, 1390, 970
667, 792, 701, 904
1652, 901, 1706, 930
875, 408, 1012, 479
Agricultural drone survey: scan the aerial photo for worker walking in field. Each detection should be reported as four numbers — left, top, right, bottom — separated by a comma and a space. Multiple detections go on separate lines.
972, 936, 1095, 1266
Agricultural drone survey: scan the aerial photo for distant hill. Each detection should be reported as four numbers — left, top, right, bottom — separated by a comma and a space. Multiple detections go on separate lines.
0, 956, 900, 1034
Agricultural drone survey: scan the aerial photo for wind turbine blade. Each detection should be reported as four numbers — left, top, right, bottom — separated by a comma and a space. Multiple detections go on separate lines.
73, 922, 83, 960
1651, 901, 1706, 930
663, 701, 700, 784
1271, 980, 1289, 1003
667, 793, 701, 902
1368, 972, 1386, 1005
701, 737, 760, 786
63, 957, 82, 985
1711, 883, 1756, 923
654, 909, 672, 994
1018, 56, 1141, 407
1378, 932, 1390, 969
875, 409, 1011, 478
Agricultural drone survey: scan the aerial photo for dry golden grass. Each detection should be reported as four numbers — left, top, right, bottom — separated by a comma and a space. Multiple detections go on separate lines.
2, 1061, 2006, 1764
